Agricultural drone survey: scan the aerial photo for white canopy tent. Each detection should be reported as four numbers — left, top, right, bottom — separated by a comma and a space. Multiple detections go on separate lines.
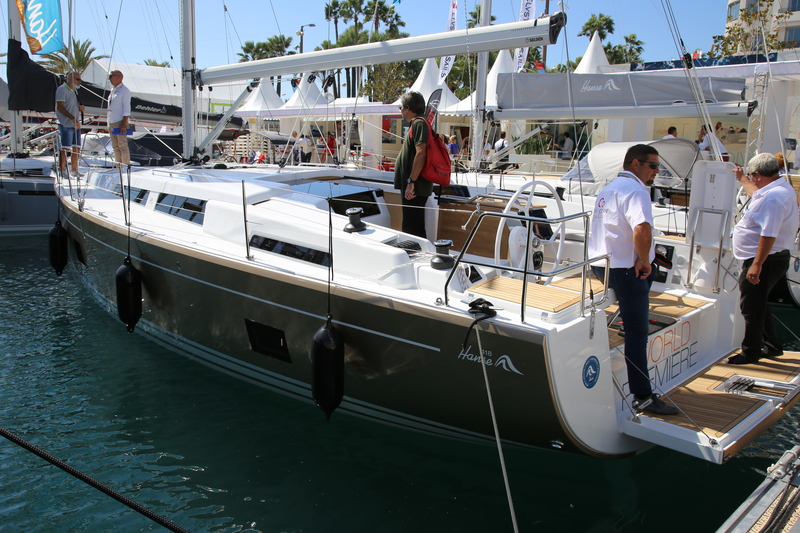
394, 58, 460, 109
439, 50, 514, 115
574, 32, 610, 74
236, 81, 284, 117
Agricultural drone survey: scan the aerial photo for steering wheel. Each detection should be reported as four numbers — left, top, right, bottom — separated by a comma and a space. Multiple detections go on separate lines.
493, 180, 567, 285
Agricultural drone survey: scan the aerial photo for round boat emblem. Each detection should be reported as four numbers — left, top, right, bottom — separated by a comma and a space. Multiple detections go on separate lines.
582, 356, 600, 389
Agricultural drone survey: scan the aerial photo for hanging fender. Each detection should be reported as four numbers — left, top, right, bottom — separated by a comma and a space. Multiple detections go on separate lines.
115, 256, 142, 333
48, 220, 69, 276
311, 316, 344, 420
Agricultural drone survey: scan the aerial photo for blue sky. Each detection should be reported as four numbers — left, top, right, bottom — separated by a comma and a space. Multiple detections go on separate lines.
6, 0, 727, 71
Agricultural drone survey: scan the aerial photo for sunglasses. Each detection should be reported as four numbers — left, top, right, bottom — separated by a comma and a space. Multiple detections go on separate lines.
637, 159, 659, 170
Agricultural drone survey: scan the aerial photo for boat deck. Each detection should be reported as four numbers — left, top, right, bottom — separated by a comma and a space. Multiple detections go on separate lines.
469, 275, 581, 313
653, 351, 800, 441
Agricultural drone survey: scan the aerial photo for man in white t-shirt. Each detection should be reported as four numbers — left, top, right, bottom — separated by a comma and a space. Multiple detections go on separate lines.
728, 153, 800, 364
662, 126, 677, 139
494, 131, 509, 162
107, 70, 132, 167
588, 144, 678, 416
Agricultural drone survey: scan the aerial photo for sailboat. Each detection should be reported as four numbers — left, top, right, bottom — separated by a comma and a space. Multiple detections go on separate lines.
50, 0, 800, 464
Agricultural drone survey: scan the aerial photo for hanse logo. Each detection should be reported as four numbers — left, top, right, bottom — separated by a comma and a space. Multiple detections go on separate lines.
580, 79, 621, 93
458, 346, 523, 375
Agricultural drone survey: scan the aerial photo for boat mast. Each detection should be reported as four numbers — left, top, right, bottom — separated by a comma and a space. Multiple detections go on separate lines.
470, 0, 492, 169
7, 0, 25, 154
180, 0, 197, 162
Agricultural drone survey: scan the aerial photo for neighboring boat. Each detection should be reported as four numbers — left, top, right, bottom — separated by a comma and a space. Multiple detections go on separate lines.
51, 2, 800, 464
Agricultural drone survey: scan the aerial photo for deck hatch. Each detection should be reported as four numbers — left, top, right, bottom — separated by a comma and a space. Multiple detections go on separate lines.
244, 319, 292, 363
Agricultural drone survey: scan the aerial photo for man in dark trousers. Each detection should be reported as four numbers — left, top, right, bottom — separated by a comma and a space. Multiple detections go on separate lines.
394, 91, 431, 238
728, 153, 799, 364
588, 144, 678, 416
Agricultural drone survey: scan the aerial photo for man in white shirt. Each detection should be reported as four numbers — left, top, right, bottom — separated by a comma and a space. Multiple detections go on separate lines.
55, 72, 85, 176
298, 133, 314, 163
494, 131, 509, 162
662, 126, 677, 139
553, 132, 574, 160
728, 153, 799, 364
107, 70, 132, 167
588, 144, 678, 415
698, 124, 728, 161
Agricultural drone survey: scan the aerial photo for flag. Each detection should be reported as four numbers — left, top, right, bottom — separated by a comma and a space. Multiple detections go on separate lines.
437, 0, 458, 85
513, 0, 536, 72
393, 0, 401, 4
16, 0, 63, 55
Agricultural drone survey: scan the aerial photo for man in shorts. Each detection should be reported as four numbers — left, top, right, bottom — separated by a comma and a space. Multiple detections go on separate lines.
55, 72, 85, 176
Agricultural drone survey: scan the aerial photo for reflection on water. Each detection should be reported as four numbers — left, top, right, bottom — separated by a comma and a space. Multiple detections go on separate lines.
1, 236, 798, 532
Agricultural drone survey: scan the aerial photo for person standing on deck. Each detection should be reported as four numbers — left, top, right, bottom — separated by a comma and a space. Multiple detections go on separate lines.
662, 126, 677, 139
727, 153, 799, 364
494, 131, 509, 163
588, 144, 679, 416
55, 72, 84, 176
107, 70, 132, 167
553, 132, 574, 160
394, 91, 430, 239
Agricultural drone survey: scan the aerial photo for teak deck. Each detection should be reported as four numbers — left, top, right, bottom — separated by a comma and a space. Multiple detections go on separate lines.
470, 276, 581, 313
650, 351, 800, 439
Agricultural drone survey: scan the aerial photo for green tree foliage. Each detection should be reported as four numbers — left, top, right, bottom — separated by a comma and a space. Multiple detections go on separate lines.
38, 38, 109, 74
604, 34, 644, 64
466, 5, 496, 28
143, 59, 170, 67
709, 0, 791, 56
578, 13, 615, 42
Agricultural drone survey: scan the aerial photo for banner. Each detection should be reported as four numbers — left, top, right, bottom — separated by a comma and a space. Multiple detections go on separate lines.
16, 0, 63, 55
513, 0, 536, 72
425, 88, 442, 132
437, 0, 458, 85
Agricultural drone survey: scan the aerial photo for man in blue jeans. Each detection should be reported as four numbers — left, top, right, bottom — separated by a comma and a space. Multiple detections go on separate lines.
588, 144, 678, 416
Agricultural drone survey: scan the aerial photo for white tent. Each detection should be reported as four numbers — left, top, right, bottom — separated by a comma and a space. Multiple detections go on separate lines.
280, 73, 329, 112
393, 58, 460, 109
81, 60, 249, 109
439, 49, 514, 115
574, 32, 610, 74
236, 80, 284, 117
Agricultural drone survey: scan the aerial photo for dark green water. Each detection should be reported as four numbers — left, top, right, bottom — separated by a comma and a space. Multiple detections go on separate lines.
2, 235, 798, 532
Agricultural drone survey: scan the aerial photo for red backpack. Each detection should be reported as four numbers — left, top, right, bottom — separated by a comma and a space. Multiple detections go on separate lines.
410, 117, 451, 186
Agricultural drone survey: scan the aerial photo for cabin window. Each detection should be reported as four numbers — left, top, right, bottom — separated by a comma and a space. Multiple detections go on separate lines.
249, 235, 330, 266
120, 187, 150, 204
155, 193, 206, 224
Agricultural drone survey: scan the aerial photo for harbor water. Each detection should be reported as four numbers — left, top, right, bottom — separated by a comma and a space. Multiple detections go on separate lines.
2, 235, 799, 532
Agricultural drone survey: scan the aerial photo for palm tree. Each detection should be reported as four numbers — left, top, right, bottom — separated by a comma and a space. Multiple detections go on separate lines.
144, 59, 170, 67
364, 0, 391, 35
604, 34, 644, 64
341, 0, 366, 34
38, 38, 109, 74
263, 35, 294, 96
578, 13, 615, 42
325, 0, 343, 44
237, 40, 269, 63
467, 5, 496, 28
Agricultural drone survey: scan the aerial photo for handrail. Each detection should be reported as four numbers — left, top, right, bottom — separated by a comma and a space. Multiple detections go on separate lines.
684, 208, 729, 293
443, 209, 611, 323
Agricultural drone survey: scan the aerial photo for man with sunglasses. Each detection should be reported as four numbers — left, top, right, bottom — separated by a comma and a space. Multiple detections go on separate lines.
728, 153, 799, 364
588, 144, 678, 416
107, 70, 132, 167
55, 72, 85, 176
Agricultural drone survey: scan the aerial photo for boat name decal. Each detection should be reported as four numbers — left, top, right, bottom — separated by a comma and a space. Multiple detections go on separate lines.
458, 346, 523, 375
582, 356, 600, 389
580, 79, 621, 93
134, 104, 169, 114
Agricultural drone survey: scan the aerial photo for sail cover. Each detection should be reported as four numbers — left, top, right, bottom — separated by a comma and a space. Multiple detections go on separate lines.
495, 73, 746, 113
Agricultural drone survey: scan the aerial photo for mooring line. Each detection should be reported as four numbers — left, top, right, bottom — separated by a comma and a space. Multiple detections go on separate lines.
0, 425, 190, 533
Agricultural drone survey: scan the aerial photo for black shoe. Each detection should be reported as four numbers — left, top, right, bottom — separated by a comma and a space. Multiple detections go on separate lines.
762, 347, 784, 359
634, 394, 679, 416
727, 352, 759, 365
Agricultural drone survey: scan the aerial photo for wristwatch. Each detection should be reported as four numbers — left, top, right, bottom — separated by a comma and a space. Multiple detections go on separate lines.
407, 178, 415, 184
